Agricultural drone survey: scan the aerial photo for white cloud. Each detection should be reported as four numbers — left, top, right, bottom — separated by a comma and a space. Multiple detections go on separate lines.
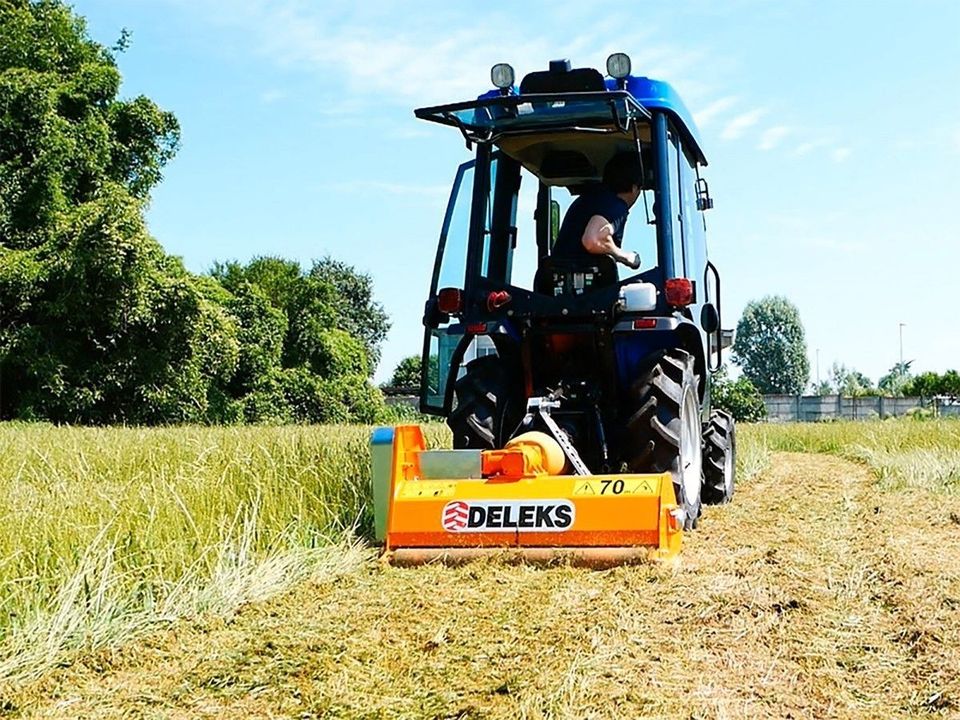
757, 125, 790, 151
832, 147, 852, 162
167, 0, 704, 111
720, 108, 767, 140
693, 96, 737, 128
793, 138, 829, 156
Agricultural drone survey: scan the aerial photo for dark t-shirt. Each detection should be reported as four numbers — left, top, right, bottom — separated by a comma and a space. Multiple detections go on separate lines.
552, 187, 629, 265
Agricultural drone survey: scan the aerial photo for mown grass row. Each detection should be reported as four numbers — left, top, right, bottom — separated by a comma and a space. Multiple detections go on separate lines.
751, 419, 960, 494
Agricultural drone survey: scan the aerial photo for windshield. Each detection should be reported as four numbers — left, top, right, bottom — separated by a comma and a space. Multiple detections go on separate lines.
487, 163, 659, 292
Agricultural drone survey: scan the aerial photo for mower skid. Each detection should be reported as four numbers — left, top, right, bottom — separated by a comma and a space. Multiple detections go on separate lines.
371, 425, 683, 566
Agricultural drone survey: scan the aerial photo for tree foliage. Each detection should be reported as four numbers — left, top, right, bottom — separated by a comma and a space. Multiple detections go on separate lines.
878, 361, 912, 397
0, 1, 388, 425
830, 363, 878, 398
732, 296, 809, 394
710, 366, 767, 423
903, 370, 960, 399
388, 355, 421, 389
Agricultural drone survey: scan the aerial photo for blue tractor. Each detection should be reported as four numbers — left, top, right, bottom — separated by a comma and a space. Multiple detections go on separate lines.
414, 55, 735, 531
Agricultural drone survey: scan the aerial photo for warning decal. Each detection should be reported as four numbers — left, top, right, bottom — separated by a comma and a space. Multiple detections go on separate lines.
441, 499, 575, 533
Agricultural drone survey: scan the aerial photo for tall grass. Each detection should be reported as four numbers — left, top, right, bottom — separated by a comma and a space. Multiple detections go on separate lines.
0, 423, 448, 684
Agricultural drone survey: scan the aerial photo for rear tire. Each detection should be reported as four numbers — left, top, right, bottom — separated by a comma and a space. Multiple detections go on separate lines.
702, 409, 736, 504
624, 350, 703, 530
447, 355, 522, 450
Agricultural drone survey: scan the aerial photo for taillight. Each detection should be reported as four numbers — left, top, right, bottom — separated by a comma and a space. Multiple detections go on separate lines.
437, 287, 463, 314
467, 322, 487, 334
486, 290, 511, 311
664, 278, 694, 307
633, 318, 657, 329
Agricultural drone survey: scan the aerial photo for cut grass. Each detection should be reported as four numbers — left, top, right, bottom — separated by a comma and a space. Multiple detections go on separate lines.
11, 451, 960, 719
0, 418, 957, 712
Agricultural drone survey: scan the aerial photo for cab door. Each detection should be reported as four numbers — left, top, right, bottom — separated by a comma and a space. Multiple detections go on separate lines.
420, 160, 476, 414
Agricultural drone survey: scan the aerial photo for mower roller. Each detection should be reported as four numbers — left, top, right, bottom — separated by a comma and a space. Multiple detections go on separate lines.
372, 54, 736, 566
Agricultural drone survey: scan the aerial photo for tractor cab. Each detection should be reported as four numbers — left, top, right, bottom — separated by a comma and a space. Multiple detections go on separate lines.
417, 56, 723, 428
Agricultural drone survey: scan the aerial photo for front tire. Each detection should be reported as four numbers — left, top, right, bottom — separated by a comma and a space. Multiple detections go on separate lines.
624, 350, 703, 530
702, 409, 736, 504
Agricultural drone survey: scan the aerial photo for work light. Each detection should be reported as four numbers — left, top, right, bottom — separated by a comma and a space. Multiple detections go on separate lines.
490, 63, 515, 89
606, 52, 631, 79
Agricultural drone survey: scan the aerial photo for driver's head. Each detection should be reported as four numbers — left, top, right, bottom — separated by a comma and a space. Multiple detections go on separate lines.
603, 152, 645, 199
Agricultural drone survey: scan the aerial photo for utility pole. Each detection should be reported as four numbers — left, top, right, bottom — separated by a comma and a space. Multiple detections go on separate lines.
899, 323, 906, 376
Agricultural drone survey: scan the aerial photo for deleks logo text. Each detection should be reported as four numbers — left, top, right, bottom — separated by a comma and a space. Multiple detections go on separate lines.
441, 500, 574, 533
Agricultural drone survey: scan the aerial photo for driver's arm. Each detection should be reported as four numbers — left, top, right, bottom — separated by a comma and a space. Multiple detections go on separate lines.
581, 215, 640, 268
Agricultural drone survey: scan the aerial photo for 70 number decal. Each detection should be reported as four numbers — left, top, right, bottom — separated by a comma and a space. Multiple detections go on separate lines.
600, 479, 626, 495
573, 478, 658, 497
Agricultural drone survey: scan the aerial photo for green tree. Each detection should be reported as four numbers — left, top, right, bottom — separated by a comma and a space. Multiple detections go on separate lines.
308, 257, 390, 369
711, 366, 767, 422
211, 256, 389, 375
0, 1, 178, 248
209, 257, 388, 423
904, 370, 960, 399
942, 370, 960, 399
388, 355, 421, 389
878, 360, 913, 396
830, 363, 877, 397
811, 379, 834, 396
905, 371, 940, 398
0, 1, 389, 426
0, 2, 249, 423
732, 296, 809, 394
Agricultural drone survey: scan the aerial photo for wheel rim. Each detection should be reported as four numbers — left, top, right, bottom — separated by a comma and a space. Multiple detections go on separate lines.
679, 386, 703, 505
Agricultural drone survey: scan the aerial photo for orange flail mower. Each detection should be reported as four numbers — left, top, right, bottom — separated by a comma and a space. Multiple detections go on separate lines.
371, 425, 684, 567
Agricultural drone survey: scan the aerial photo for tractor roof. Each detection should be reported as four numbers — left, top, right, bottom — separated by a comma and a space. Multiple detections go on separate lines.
415, 68, 707, 166
612, 76, 705, 165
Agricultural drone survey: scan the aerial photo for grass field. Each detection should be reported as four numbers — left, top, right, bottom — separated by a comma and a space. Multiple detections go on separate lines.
1, 419, 959, 717
0, 423, 448, 686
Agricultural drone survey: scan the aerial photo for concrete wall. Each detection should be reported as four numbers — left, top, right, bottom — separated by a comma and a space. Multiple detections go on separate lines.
383, 389, 960, 421
762, 394, 958, 422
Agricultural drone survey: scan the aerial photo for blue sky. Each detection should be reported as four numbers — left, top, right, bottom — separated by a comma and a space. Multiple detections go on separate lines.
74, 0, 960, 385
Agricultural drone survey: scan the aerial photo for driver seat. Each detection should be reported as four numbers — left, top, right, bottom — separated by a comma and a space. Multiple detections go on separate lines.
534, 255, 617, 297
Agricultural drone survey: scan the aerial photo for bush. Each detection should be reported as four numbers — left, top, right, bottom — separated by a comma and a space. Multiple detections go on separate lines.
712, 367, 767, 423
388, 355, 421, 390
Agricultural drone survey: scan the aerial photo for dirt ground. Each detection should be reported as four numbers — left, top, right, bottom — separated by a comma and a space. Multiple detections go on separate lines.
6, 452, 960, 719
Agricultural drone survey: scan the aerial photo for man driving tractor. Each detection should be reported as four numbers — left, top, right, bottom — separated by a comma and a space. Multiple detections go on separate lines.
552, 152, 645, 273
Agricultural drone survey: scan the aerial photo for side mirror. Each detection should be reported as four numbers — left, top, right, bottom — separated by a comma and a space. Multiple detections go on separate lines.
422, 298, 450, 329
701, 303, 720, 333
